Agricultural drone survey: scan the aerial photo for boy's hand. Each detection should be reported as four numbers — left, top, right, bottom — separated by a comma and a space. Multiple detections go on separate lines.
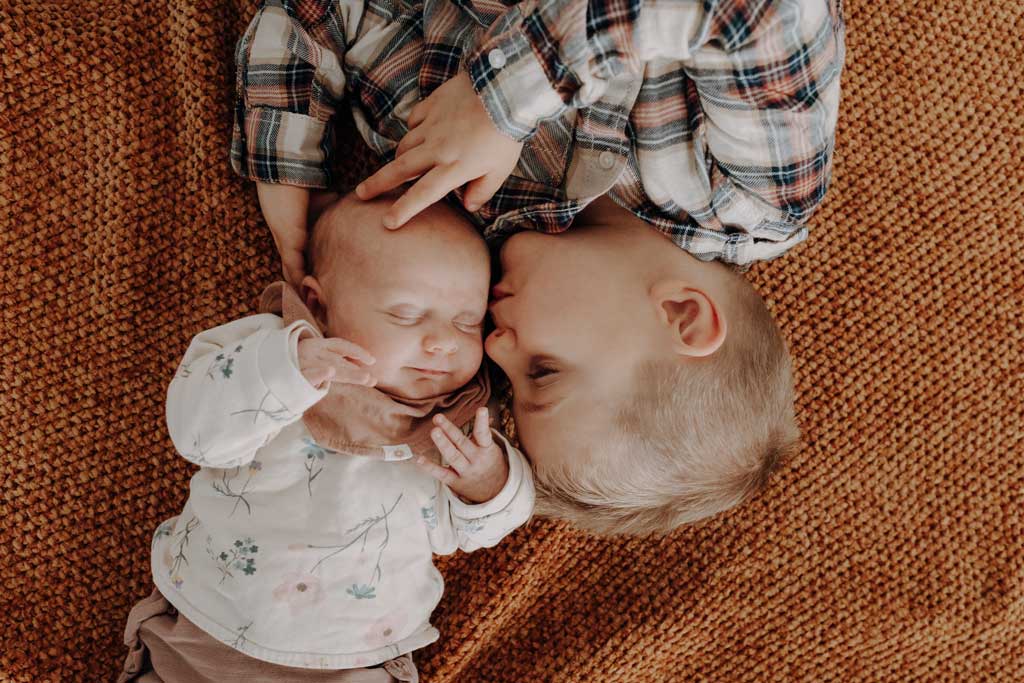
354, 71, 524, 229
417, 408, 509, 504
298, 336, 377, 389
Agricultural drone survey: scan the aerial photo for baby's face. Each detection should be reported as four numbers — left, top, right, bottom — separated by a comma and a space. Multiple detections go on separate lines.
312, 200, 490, 400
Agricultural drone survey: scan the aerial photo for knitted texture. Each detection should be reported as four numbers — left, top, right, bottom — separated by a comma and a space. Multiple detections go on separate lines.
1, 1, 1022, 681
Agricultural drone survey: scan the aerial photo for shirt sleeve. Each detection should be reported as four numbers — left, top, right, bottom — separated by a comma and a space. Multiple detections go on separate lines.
464, 0, 846, 255
166, 314, 327, 469
465, 0, 644, 141
427, 431, 535, 554
680, 0, 845, 254
230, 0, 358, 189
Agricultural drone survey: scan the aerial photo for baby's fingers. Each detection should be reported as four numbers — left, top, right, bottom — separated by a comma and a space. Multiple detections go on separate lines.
302, 366, 335, 389
322, 338, 376, 366
430, 424, 472, 474
472, 407, 494, 448
415, 457, 458, 486
333, 368, 377, 387
432, 414, 478, 458
312, 350, 375, 386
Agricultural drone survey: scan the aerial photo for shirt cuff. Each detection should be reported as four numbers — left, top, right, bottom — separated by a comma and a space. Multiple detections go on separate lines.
447, 430, 526, 519
256, 321, 327, 415
230, 106, 334, 189
465, 26, 570, 142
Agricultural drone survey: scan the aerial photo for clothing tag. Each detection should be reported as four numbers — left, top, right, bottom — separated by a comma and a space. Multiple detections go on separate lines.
382, 444, 414, 461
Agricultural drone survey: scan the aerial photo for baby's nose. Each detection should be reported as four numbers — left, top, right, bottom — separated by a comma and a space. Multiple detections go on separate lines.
424, 330, 458, 355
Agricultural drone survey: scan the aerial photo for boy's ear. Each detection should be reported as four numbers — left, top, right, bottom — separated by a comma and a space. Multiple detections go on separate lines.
301, 275, 330, 332
650, 280, 726, 358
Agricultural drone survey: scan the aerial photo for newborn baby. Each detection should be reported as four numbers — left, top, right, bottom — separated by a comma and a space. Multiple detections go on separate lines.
119, 193, 534, 682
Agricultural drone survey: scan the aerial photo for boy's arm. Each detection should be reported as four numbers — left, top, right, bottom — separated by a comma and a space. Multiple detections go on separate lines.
256, 182, 310, 288
468, 0, 845, 236
231, 0, 353, 190
232, 1, 356, 284
362, 0, 844, 237
674, 0, 845, 248
166, 314, 326, 468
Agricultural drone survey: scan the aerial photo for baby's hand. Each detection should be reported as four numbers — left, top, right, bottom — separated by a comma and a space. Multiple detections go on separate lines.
417, 408, 509, 504
354, 71, 524, 229
298, 336, 377, 389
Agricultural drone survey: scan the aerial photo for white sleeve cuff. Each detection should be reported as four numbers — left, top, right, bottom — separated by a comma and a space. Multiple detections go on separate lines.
256, 320, 327, 414
447, 430, 526, 519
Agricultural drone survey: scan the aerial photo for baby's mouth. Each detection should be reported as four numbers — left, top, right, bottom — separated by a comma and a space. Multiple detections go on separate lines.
410, 367, 450, 376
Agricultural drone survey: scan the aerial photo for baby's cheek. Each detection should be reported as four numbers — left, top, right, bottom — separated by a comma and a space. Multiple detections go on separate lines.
465, 338, 485, 375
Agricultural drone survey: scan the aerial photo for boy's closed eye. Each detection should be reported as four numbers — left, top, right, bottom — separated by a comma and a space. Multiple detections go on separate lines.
526, 356, 561, 385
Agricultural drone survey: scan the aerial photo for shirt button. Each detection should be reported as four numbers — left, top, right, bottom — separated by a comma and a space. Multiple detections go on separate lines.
488, 48, 507, 70
599, 150, 616, 169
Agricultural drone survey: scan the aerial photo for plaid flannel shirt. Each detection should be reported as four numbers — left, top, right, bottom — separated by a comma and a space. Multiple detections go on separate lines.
231, 0, 845, 264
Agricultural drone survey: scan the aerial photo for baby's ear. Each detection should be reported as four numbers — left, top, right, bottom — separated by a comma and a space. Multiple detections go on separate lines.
301, 275, 330, 332
651, 280, 726, 358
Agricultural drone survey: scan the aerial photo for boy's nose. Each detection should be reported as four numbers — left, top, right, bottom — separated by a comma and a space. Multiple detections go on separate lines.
483, 327, 515, 362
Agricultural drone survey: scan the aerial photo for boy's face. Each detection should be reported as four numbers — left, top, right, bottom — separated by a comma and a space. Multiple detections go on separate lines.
485, 224, 671, 473
313, 202, 490, 400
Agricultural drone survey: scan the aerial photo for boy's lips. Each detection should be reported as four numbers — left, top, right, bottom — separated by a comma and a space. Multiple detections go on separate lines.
490, 284, 512, 301
488, 298, 511, 328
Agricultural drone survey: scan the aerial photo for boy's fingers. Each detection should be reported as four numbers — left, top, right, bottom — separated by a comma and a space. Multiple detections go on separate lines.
462, 173, 505, 212
472, 408, 493, 448
383, 166, 461, 228
394, 129, 426, 158
357, 149, 430, 200
430, 428, 471, 474
415, 457, 458, 486
407, 100, 429, 129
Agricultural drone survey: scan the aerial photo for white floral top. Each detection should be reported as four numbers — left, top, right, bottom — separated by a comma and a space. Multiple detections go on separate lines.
151, 313, 534, 670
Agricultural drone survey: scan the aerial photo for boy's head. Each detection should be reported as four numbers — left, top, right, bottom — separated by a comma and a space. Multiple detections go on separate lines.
485, 198, 799, 535
303, 192, 489, 400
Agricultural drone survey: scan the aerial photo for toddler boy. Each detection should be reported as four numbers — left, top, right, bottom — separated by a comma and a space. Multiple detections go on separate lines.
232, 0, 845, 533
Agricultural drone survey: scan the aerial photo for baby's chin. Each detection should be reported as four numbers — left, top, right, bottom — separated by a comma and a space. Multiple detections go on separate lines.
381, 374, 473, 401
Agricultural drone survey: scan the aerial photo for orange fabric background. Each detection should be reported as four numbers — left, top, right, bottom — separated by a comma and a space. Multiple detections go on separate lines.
1, 1, 1021, 681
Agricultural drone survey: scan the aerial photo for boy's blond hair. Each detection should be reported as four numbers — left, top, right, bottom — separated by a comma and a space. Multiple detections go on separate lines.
533, 271, 800, 535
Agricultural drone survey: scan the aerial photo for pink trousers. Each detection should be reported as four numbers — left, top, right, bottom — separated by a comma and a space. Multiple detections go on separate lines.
118, 589, 419, 683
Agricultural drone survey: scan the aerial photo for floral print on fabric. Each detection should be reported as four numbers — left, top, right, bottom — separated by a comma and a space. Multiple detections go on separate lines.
207, 536, 259, 584
272, 571, 325, 614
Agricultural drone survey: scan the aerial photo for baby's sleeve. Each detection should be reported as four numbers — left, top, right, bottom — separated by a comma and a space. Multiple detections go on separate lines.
230, 0, 364, 189
165, 313, 326, 469
427, 431, 535, 554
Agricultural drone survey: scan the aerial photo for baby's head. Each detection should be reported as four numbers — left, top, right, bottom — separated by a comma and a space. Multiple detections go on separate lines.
486, 201, 800, 535
302, 192, 489, 400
